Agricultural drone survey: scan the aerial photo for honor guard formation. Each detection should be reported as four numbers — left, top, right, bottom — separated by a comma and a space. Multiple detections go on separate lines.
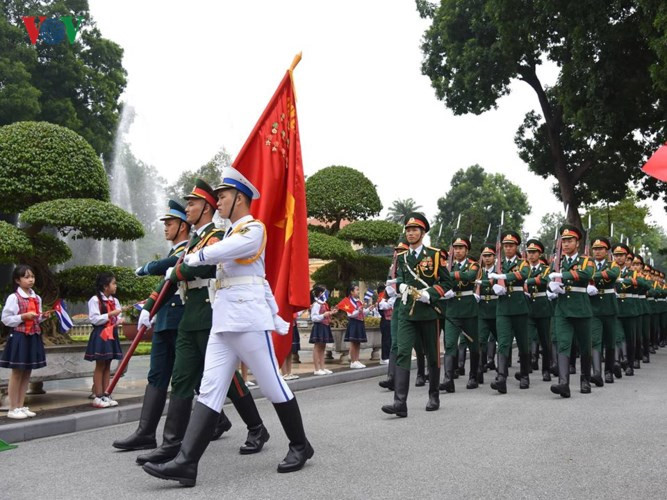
379, 213, 667, 415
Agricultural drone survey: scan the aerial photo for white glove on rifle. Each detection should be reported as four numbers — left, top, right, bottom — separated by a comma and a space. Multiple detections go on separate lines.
546, 291, 558, 301
184, 252, 201, 267
488, 272, 507, 280
443, 290, 456, 300
399, 283, 407, 294
587, 284, 599, 296
548, 281, 565, 294
492, 284, 506, 296
419, 290, 430, 303
138, 309, 154, 330
385, 285, 397, 298
549, 272, 563, 280
474, 294, 480, 303
165, 267, 174, 279
135, 266, 144, 276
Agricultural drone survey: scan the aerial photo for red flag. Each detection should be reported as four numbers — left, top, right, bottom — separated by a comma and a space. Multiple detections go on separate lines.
336, 297, 355, 315
642, 144, 667, 182
233, 54, 310, 366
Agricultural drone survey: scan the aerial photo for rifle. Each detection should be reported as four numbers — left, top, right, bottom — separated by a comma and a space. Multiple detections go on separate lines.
447, 213, 461, 271
494, 211, 505, 287
583, 213, 592, 255
474, 223, 492, 296
551, 203, 568, 284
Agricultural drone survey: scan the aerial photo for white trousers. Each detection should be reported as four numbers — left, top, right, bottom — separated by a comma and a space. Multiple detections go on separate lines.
198, 330, 294, 412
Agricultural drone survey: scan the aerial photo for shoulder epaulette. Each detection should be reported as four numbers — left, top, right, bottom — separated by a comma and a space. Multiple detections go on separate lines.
426, 246, 441, 253
396, 250, 408, 256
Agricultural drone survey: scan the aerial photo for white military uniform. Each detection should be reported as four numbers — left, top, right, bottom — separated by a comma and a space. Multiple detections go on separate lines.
185, 214, 293, 411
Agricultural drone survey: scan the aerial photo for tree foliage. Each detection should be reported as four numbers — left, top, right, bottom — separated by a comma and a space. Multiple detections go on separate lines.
418, 0, 667, 230
166, 148, 232, 200
311, 255, 392, 291
431, 165, 530, 252
337, 220, 402, 247
28, 233, 72, 265
0, 220, 33, 263
385, 198, 422, 223
0, 0, 127, 157
308, 231, 356, 260
21, 198, 144, 241
56, 265, 161, 303
306, 166, 382, 233
0, 121, 108, 212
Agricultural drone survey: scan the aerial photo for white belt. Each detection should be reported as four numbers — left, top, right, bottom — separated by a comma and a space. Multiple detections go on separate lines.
648, 298, 655, 302
657, 298, 667, 302
600, 289, 616, 294
187, 278, 212, 289
217, 275, 265, 288
531, 292, 547, 298
630, 294, 639, 299
454, 290, 474, 297
565, 286, 587, 293
482, 295, 498, 301
510, 286, 524, 292
638, 295, 646, 300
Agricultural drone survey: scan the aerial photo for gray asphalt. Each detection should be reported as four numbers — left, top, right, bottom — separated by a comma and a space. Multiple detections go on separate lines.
3, 349, 667, 500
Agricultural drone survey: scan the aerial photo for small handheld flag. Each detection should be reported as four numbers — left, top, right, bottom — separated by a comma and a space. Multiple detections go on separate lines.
364, 290, 374, 302
133, 300, 146, 312
52, 299, 73, 333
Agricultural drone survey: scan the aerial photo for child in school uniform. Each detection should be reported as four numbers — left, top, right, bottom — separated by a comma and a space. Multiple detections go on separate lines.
309, 285, 336, 375
1, 265, 52, 419
85, 272, 125, 409
339, 284, 373, 369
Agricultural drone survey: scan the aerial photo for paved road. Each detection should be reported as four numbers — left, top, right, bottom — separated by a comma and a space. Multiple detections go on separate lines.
3, 350, 667, 499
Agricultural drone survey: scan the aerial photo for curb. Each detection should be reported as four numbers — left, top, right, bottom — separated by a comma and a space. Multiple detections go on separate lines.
0, 363, 393, 444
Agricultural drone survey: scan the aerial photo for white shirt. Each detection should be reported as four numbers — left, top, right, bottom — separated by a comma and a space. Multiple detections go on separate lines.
172, 239, 189, 251
195, 222, 214, 238
409, 244, 424, 258
88, 294, 121, 326
1, 288, 44, 328
310, 301, 328, 323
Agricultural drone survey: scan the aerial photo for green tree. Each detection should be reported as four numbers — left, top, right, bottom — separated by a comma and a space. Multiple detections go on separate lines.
385, 198, 422, 223
306, 166, 382, 233
166, 148, 232, 200
535, 212, 566, 251
0, 122, 143, 313
418, 0, 667, 231
1, 0, 128, 158
431, 165, 530, 253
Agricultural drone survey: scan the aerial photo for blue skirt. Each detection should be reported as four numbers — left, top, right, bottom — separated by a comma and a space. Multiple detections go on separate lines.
84, 325, 123, 361
0, 330, 46, 370
291, 323, 301, 353
344, 318, 367, 343
309, 323, 334, 344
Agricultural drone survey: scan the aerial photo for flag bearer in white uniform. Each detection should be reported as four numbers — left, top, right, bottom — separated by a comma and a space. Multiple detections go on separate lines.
142, 167, 313, 487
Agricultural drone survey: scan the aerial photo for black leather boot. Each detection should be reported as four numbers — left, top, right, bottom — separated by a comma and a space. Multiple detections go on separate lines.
210, 409, 232, 441
550, 353, 571, 398
604, 348, 615, 384
519, 353, 530, 389
439, 355, 455, 393
580, 351, 592, 394
378, 352, 396, 390
490, 353, 507, 394
113, 384, 166, 450
467, 352, 479, 389
550, 342, 559, 376
457, 344, 467, 377
137, 396, 193, 465
382, 365, 410, 417
569, 355, 577, 375
591, 350, 604, 387
426, 366, 440, 411
619, 342, 628, 370
485, 342, 496, 371
542, 342, 551, 381
142, 402, 218, 487
274, 397, 314, 473
530, 341, 539, 371
476, 352, 485, 384
643, 337, 650, 363
416, 353, 426, 386
233, 392, 270, 455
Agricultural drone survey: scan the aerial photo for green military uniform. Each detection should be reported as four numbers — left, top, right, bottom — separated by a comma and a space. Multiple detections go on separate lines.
614, 244, 639, 376
588, 237, 621, 385
381, 213, 451, 418
633, 256, 652, 365
489, 231, 530, 393
547, 225, 595, 398
658, 276, 667, 347
442, 236, 480, 391
477, 243, 499, 374
523, 239, 553, 382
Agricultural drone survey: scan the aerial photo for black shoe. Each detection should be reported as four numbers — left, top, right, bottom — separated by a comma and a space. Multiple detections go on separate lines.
415, 374, 426, 387
378, 354, 396, 390
613, 363, 623, 378
439, 355, 455, 393
542, 371, 551, 382
457, 345, 466, 377
466, 377, 479, 389
142, 402, 219, 487
550, 353, 571, 398
113, 385, 166, 451
426, 367, 440, 411
490, 354, 508, 394
569, 364, 576, 375
605, 372, 614, 384
274, 397, 314, 473
642, 356, 650, 363
210, 410, 232, 441
467, 353, 480, 389
625, 366, 634, 376
591, 350, 604, 387
239, 424, 270, 455
476, 369, 484, 385
381, 366, 409, 417
137, 396, 193, 465
378, 379, 394, 390
633, 360, 641, 369
519, 353, 530, 389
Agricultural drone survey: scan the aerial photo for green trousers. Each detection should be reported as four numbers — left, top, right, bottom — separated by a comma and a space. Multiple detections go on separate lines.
396, 318, 440, 370
478, 317, 497, 353
171, 328, 248, 400
591, 315, 616, 352
496, 314, 529, 357
147, 329, 177, 391
444, 316, 478, 355
528, 316, 551, 356
614, 317, 625, 346
555, 316, 592, 356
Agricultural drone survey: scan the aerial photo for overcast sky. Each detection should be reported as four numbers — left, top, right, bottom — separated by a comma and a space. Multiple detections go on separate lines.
87, 0, 664, 238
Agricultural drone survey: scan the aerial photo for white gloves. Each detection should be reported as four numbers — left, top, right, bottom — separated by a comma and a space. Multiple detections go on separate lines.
184, 253, 200, 266
492, 284, 507, 295
165, 267, 174, 279
419, 290, 430, 303
548, 281, 565, 294
443, 290, 456, 300
488, 273, 507, 280
474, 294, 480, 303
135, 266, 144, 276
138, 309, 153, 330
547, 291, 558, 300
587, 284, 598, 296
549, 272, 563, 280
399, 283, 407, 294
474, 279, 482, 285
386, 279, 397, 285
273, 315, 291, 335
385, 285, 397, 298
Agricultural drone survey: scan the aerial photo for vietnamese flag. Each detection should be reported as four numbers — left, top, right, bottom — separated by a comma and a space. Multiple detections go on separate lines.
642, 143, 667, 182
233, 53, 311, 366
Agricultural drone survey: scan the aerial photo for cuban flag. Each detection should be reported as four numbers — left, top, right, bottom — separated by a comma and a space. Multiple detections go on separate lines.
52, 299, 73, 333
364, 290, 374, 303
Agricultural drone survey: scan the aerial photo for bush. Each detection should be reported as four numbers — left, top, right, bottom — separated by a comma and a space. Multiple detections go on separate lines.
364, 316, 381, 328
338, 220, 402, 247
57, 265, 161, 303
0, 122, 109, 212
0, 220, 33, 263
